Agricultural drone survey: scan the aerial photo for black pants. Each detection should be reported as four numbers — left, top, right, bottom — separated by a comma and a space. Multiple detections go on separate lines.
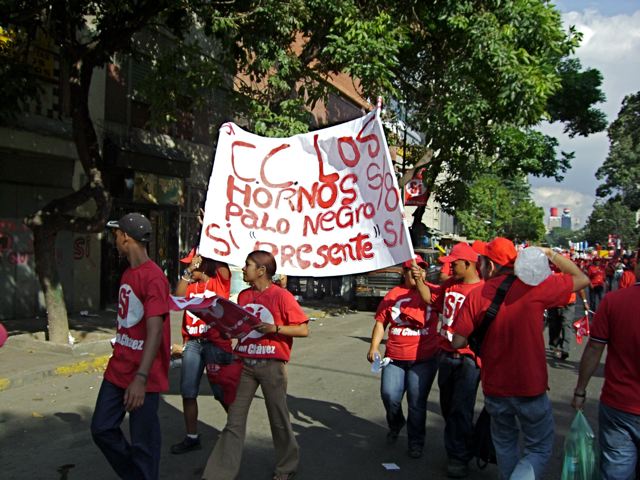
547, 306, 570, 351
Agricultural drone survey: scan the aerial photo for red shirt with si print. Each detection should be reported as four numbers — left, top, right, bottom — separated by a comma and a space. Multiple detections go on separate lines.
235, 284, 307, 362
104, 260, 171, 392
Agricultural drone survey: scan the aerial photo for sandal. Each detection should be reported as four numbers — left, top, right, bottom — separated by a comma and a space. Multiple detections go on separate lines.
273, 473, 296, 480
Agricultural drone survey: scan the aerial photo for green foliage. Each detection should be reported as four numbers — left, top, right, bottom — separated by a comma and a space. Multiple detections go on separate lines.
545, 227, 581, 248
0, 0, 607, 209
382, 0, 604, 211
596, 91, 640, 210
0, 26, 41, 122
456, 174, 545, 242
583, 199, 639, 248
547, 58, 607, 137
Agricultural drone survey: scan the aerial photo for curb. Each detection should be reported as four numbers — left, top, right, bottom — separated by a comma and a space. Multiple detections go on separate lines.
0, 354, 110, 392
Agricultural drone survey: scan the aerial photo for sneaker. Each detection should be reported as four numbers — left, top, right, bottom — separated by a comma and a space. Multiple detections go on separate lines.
408, 446, 423, 459
170, 435, 201, 454
386, 430, 400, 444
446, 459, 469, 478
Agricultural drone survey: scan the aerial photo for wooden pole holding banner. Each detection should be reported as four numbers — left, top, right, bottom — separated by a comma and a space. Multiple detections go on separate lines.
377, 96, 383, 112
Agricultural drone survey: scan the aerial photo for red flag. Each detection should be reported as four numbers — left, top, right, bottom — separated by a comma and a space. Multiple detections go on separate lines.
169, 295, 261, 338
572, 314, 590, 344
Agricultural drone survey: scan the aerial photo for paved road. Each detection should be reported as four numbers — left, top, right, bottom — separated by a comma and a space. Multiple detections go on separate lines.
1, 308, 604, 479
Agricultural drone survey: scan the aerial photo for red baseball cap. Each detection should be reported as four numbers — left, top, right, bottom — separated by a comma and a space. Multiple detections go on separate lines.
439, 242, 478, 264
402, 254, 429, 269
180, 247, 197, 264
471, 240, 487, 255
476, 237, 517, 267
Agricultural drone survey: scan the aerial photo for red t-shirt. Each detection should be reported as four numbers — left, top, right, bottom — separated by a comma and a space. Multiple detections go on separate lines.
105, 260, 171, 392
181, 274, 232, 352
452, 273, 573, 397
433, 278, 484, 356
374, 286, 440, 361
590, 284, 640, 414
587, 265, 605, 287
235, 284, 307, 361
619, 270, 636, 289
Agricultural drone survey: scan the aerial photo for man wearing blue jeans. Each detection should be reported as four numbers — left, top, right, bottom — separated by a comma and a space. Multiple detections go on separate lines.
415, 242, 483, 478
573, 251, 640, 479
452, 238, 589, 479
92, 213, 170, 480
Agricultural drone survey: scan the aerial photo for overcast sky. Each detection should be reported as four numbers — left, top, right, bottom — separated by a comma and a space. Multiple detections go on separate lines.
530, 0, 640, 228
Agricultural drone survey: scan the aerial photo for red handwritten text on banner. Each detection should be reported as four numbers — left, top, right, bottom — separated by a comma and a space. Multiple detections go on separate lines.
199, 110, 413, 277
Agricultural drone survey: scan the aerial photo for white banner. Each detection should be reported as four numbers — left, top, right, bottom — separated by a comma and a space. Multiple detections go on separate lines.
199, 110, 414, 276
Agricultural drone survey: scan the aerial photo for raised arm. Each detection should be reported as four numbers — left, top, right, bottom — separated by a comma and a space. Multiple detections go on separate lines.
542, 248, 590, 292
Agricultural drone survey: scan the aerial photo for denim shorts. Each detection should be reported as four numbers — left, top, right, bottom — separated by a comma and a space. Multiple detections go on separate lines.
180, 339, 232, 399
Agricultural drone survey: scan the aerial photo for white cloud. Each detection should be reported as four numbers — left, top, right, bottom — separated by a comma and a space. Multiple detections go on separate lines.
530, 6, 640, 221
531, 186, 595, 229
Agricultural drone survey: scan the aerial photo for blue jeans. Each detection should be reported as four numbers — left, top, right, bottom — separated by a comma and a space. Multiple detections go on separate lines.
599, 402, 640, 480
91, 379, 161, 480
181, 339, 232, 400
485, 393, 554, 479
438, 353, 481, 462
380, 357, 438, 449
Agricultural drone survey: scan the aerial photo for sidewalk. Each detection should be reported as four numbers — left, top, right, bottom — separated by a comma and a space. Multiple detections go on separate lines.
0, 300, 344, 392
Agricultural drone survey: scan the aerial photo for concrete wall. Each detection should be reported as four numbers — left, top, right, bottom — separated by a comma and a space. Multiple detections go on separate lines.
0, 129, 102, 319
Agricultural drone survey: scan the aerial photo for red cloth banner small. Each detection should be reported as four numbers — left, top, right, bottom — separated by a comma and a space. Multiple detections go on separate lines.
169, 295, 261, 338
572, 314, 590, 344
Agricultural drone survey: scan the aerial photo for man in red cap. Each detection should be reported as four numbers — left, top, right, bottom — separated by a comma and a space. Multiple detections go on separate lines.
413, 242, 483, 477
92, 213, 170, 480
450, 237, 589, 479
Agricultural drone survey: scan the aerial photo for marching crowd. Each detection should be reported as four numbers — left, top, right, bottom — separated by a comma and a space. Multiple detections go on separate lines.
90, 211, 639, 480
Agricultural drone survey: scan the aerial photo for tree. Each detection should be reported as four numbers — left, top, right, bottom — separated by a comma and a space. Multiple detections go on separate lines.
546, 58, 608, 137
0, 1, 608, 342
456, 175, 545, 242
0, 0, 407, 342
583, 199, 639, 249
545, 227, 581, 249
383, 1, 606, 231
595, 91, 640, 211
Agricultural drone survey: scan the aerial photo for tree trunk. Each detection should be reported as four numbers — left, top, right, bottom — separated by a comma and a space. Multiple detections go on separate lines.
24, 57, 111, 342
32, 225, 70, 344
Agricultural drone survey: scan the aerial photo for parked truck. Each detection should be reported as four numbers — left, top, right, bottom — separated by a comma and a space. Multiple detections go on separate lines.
353, 248, 441, 311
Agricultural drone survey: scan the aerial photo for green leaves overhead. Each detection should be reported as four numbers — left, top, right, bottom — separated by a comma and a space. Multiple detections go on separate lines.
0, 0, 607, 213
596, 92, 640, 211
583, 199, 639, 248
456, 174, 545, 242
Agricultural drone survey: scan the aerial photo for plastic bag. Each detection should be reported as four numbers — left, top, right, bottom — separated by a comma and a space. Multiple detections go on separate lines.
561, 411, 600, 480
514, 247, 552, 286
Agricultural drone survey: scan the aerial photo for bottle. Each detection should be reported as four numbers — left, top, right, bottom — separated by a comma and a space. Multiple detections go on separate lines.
371, 352, 382, 373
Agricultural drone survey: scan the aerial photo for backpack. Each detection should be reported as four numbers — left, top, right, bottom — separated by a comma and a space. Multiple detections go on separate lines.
471, 407, 496, 468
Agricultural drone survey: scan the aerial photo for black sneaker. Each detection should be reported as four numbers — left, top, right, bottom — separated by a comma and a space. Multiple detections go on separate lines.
408, 446, 423, 459
386, 430, 400, 444
446, 459, 469, 478
170, 435, 201, 454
